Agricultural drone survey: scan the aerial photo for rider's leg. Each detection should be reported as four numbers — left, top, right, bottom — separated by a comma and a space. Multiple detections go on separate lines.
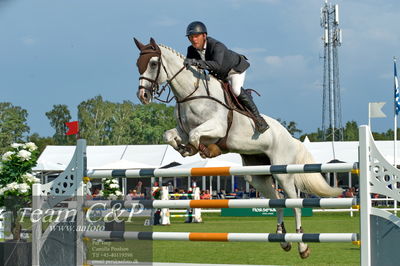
227, 71, 269, 133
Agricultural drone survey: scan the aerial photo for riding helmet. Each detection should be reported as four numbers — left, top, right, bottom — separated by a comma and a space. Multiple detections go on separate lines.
186, 21, 207, 36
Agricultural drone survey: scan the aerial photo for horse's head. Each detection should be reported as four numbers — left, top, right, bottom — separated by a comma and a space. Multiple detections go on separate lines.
133, 37, 165, 104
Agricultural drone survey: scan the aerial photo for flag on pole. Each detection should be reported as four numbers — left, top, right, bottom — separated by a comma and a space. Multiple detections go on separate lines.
369, 102, 386, 118
65, 121, 79, 135
395, 58, 400, 115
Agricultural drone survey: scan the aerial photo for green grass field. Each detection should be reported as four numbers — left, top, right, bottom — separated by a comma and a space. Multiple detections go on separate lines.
87, 212, 361, 266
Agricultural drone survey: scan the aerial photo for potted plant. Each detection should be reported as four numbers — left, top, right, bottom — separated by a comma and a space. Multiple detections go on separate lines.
100, 178, 125, 237
100, 178, 123, 200
0, 142, 40, 266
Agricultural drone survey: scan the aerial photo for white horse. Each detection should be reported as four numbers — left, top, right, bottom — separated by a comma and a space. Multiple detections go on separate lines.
133, 38, 342, 258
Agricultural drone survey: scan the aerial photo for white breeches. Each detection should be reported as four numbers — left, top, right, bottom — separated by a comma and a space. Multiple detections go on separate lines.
227, 70, 246, 96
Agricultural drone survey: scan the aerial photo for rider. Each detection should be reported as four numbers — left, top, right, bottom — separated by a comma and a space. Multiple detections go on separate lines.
183, 21, 269, 133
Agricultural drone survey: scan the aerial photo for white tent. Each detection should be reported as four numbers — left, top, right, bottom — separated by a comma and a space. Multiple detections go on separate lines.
34, 140, 400, 172
95, 159, 155, 170
33, 144, 242, 171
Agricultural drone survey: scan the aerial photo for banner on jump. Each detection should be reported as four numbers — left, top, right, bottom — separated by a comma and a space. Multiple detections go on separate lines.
221, 208, 313, 217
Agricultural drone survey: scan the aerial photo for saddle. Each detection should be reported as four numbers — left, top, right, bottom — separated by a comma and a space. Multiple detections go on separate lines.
220, 81, 257, 116
214, 82, 259, 152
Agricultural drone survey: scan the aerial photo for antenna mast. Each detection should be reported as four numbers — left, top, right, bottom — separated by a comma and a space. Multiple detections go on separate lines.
321, 0, 343, 141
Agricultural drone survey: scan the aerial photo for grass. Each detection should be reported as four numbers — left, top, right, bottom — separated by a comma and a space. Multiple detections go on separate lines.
86, 212, 361, 266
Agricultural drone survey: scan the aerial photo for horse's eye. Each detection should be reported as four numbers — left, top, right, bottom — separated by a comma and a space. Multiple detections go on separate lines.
150, 62, 158, 68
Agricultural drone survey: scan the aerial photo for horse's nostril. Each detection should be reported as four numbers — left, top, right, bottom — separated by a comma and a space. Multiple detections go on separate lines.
144, 92, 148, 98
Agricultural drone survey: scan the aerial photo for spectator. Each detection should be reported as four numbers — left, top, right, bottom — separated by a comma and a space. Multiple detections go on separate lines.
92, 188, 101, 198
217, 189, 226, 199
249, 188, 257, 198
234, 188, 243, 199
201, 189, 211, 200
135, 181, 143, 194
168, 182, 174, 193
131, 189, 139, 198
344, 188, 354, 198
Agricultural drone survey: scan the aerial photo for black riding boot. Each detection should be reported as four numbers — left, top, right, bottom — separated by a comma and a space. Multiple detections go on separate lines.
237, 88, 269, 133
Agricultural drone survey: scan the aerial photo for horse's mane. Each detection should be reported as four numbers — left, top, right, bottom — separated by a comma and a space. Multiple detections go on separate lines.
158, 44, 185, 60
158, 43, 220, 84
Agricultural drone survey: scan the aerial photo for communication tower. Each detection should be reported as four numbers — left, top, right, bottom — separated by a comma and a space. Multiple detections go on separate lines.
321, 0, 343, 141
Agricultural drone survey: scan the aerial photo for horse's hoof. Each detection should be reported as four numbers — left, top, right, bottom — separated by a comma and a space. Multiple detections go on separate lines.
281, 242, 291, 252
208, 144, 222, 157
299, 246, 311, 259
198, 144, 211, 158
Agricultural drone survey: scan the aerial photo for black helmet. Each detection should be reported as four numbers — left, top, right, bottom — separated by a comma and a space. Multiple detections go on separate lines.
186, 21, 207, 36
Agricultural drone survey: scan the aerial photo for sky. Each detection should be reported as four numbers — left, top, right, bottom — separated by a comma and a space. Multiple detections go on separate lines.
1, 0, 399, 138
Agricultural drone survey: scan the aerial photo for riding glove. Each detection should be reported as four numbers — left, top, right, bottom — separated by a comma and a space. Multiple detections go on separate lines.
184, 58, 205, 69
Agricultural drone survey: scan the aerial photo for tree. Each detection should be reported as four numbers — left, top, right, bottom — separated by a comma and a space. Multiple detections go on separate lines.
300, 128, 324, 142
130, 103, 176, 144
77, 96, 176, 145
45, 104, 73, 145
78, 95, 114, 145
0, 102, 30, 152
277, 119, 302, 138
343, 121, 359, 141
109, 101, 135, 145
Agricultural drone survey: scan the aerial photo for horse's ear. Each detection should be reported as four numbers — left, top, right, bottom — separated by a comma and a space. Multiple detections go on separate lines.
134, 38, 145, 51
150, 37, 157, 49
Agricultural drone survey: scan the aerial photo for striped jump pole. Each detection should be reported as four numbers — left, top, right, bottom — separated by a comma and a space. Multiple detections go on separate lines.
170, 214, 194, 218
84, 198, 358, 209
169, 193, 195, 197
83, 231, 358, 243
87, 162, 359, 179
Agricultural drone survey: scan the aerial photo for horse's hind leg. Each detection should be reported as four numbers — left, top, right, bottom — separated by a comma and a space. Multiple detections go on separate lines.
278, 174, 311, 259
244, 174, 291, 252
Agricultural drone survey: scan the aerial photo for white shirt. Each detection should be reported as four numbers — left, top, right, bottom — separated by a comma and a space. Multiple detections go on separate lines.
196, 40, 207, 61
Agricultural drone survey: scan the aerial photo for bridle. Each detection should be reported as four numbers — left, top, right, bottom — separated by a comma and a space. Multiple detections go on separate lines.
137, 48, 185, 103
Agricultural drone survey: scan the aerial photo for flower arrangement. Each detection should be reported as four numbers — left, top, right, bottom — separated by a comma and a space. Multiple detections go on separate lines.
152, 187, 161, 200
101, 178, 123, 200
0, 142, 40, 240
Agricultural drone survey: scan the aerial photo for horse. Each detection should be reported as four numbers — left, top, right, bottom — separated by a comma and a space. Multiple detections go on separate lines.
133, 37, 342, 259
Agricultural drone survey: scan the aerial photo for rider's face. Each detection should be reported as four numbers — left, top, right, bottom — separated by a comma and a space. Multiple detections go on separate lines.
188, 33, 206, 50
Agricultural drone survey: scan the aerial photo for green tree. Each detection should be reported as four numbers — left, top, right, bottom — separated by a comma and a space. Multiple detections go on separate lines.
130, 103, 176, 144
300, 128, 324, 142
343, 121, 359, 141
78, 95, 114, 145
0, 102, 30, 152
45, 104, 74, 144
109, 101, 135, 145
277, 119, 302, 137
76, 96, 177, 145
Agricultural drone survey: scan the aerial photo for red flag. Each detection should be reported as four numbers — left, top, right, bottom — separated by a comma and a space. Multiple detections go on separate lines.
65, 121, 79, 135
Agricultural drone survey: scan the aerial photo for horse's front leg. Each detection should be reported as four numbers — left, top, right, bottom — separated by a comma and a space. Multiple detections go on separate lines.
188, 119, 225, 158
164, 127, 198, 157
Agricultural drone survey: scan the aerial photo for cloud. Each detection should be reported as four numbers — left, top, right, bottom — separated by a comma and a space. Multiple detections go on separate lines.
233, 47, 267, 54
264, 55, 307, 68
379, 72, 393, 80
21, 37, 36, 46
225, 0, 279, 9
153, 17, 179, 27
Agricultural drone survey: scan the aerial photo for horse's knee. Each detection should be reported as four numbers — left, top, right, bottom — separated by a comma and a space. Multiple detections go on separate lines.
189, 131, 201, 147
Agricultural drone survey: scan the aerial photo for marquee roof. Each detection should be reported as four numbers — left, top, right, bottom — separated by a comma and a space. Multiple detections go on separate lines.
33, 140, 400, 171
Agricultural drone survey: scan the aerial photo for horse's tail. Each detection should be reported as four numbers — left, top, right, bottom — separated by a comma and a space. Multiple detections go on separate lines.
293, 142, 343, 197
